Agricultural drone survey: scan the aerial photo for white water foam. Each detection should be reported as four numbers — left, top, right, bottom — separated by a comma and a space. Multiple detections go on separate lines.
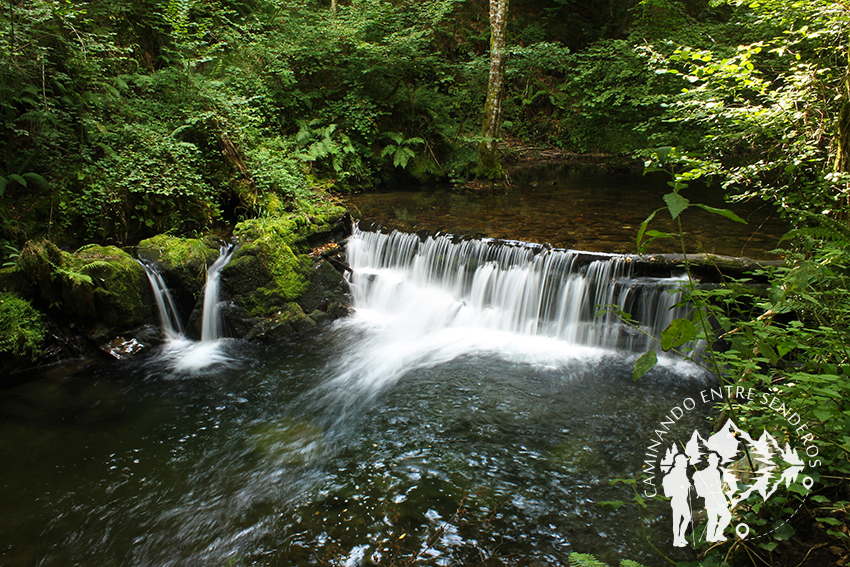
332, 227, 695, 391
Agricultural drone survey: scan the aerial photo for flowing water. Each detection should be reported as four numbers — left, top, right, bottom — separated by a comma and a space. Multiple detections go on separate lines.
142, 262, 184, 340
201, 246, 236, 343
0, 222, 717, 566
143, 245, 238, 374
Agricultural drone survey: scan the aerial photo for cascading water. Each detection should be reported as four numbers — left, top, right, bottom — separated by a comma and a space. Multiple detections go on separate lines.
141, 262, 184, 340
201, 245, 235, 343
141, 245, 236, 372
335, 226, 692, 391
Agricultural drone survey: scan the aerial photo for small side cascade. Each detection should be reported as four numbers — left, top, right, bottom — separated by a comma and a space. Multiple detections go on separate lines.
201, 245, 235, 343
141, 262, 184, 340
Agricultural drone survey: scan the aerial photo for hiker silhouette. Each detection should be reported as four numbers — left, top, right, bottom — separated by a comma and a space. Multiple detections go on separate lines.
662, 453, 692, 547
693, 452, 732, 542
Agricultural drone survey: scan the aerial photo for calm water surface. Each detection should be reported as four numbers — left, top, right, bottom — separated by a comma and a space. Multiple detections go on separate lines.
346, 164, 787, 258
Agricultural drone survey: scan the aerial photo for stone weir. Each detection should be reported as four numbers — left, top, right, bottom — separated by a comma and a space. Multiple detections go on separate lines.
351, 226, 782, 282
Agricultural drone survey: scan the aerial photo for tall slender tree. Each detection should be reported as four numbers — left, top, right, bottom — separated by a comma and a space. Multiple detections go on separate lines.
478, 0, 509, 179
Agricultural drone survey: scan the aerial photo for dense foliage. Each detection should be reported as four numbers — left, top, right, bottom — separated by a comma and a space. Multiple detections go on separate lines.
3, 0, 850, 564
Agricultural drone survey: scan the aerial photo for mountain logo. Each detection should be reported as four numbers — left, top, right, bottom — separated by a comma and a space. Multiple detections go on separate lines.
658, 418, 813, 546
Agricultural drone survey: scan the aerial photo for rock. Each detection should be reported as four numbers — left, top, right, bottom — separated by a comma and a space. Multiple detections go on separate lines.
17, 241, 152, 329
137, 234, 221, 318
220, 209, 352, 340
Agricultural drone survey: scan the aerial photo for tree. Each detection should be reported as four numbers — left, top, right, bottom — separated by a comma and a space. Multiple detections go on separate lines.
478, 0, 509, 180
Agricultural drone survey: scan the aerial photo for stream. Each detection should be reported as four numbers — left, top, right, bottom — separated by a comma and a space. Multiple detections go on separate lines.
0, 165, 788, 566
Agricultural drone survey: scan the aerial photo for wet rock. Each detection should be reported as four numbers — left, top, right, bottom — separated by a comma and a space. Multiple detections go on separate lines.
102, 336, 145, 359
220, 210, 352, 340
137, 234, 221, 318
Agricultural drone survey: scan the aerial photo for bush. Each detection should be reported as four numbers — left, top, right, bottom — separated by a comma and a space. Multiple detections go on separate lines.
0, 292, 46, 360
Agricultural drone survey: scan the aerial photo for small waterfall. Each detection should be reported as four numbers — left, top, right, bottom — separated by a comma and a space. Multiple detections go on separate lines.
140, 245, 236, 373
141, 262, 184, 340
200, 245, 235, 343
346, 227, 688, 354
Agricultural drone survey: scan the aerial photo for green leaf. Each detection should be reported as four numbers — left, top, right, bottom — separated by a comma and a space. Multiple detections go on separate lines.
654, 146, 675, 165
759, 542, 779, 552
772, 521, 794, 541
663, 192, 690, 219
812, 407, 833, 422
693, 203, 747, 224
636, 209, 659, 254
661, 319, 698, 351
8, 173, 27, 188
633, 350, 657, 381
569, 553, 609, 567
382, 131, 403, 144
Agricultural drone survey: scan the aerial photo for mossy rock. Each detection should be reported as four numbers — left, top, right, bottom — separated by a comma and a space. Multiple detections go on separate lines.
16, 240, 67, 304
13, 241, 150, 331
232, 207, 348, 253
221, 210, 351, 339
224, 239, 313, 318
0, 266, 24, 294
67, 245, 150, 328
137, 234, 221, 309
225, 211, 346, 318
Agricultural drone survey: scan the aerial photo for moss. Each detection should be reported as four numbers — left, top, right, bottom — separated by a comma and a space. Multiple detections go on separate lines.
16, 241, 150, 328
69, 245, 150, 327
0, 292, 46, 359
232, 206, 346, 253
0, 266, 24, 294
16, 240, 68, 304
137, 234, 221, 305
137, 234, 220, 269
225, 239, 313, 318
225, 209, 347, 319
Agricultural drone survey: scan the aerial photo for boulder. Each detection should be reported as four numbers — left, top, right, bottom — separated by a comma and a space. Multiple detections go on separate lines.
136, 234, 221, 318
221, 210, 351, 340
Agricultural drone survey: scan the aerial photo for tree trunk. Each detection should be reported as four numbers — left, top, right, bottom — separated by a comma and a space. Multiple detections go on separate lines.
834, 39, 850, 217
836, 55, 850, 174
478, 0, 509, 180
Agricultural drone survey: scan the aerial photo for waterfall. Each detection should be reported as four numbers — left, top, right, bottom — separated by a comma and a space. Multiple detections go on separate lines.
200, 245, 235, 343
141, 262, 184, 340
346, 227, 688, 354
140, 245, 236, 373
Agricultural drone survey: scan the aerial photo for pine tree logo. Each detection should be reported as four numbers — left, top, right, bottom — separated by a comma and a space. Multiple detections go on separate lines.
659, 419, 810, 546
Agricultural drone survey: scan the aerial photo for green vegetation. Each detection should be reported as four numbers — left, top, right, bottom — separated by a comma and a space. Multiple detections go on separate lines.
0, 292, 46, 359
3, 0, 850, 564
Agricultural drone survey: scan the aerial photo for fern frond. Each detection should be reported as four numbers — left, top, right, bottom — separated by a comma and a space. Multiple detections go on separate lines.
55, 267, 93, 287
568, 553, 610, 567
79, 260, 114, 273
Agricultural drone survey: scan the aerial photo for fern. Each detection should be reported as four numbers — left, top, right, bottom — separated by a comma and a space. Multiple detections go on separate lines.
569, 553, 610, 567
566, 553, 649, 567
54, 267, 94, 287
